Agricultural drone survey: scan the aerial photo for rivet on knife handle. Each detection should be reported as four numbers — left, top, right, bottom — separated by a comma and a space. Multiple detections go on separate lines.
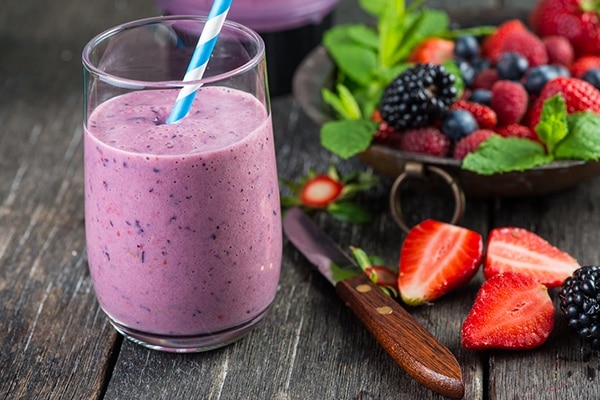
336, 273, 465, 399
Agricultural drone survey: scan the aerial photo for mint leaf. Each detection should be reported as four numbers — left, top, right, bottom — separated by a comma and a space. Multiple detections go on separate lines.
535, 94, 568, 154
321, 119, 378, 159
323, 25, 378, 86
462, 135, 553, 175
322, 84, 362, 120
359, 0, 388, 16
378, 0, 407, 67
346, 25, 379, 50
555, 112, 600, 160
395, 9, 449, 63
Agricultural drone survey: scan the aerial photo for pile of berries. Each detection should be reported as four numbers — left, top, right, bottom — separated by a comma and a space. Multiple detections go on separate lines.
374, 7, 600, 161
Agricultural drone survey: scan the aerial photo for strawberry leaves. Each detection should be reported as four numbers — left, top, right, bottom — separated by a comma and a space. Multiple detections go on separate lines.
280, 165, 378, 223
350, 246, 399, 297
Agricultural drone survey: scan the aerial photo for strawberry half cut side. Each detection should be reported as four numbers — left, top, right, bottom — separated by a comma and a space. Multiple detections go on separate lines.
461, 272, 555, 351
299, 175, 343, 208
484, 227, 580, 288
398, 219, 483, 306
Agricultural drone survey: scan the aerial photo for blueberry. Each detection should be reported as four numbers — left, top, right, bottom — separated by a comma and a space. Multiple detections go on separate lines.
496, 52, 529, 80
468, 89, 492, 105
454, 35, 480, 60
441, 110, 479, 140
553, 64, 571, 77
583, 69, 600, 89
471, 57, 491, 74
524, 65, 560, 95
456, 59, 476, 87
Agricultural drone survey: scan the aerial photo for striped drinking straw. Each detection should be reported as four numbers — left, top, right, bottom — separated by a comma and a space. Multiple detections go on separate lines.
166, 0, 233, 124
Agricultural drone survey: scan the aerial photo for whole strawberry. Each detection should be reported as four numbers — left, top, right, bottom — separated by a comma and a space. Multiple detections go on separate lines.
530, 0, 600, 57
482, 19, 548, 66
528, 76, 600, 130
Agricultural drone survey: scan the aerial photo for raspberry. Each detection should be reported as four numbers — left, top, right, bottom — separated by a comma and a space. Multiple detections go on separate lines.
542, 35, 574, 67
490, 80, 529, 126
495, 124, 539, 142
399, 127, 450, 157
453, 129, 495, 160
371, 110, 398, 143
471, 68, 499, 90
379, 64, 457, 131
451, 100, 498, 130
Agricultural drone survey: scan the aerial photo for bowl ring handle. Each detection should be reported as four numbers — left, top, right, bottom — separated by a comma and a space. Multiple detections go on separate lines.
389, 161, 466, 233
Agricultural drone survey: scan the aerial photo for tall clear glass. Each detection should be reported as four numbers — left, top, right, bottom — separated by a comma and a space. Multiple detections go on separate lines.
82, 16, 282, 352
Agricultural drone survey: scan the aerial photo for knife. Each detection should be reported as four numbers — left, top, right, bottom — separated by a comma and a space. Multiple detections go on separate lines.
283, 207, 465, 399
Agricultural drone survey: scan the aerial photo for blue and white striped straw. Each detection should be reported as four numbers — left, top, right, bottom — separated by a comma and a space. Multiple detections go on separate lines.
166, 0, 232, 124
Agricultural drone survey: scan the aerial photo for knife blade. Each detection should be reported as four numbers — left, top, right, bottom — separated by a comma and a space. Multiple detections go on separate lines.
283, 207, 465, 399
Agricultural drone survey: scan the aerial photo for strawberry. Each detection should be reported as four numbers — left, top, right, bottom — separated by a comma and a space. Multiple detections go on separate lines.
451, 100, 498, 130
571, 55, 600, 78
461, 272, 555, 350
482, 19, 528, 60
528, 76, 600, 130
398, 127, 451, 157
530, 0, 600, 57
542, 35, 575, 66
490, 80, 529, 126
408, 37, 455, 64
482, 19, 548, 66
300, 175, 343, 208
398, 219, 483, 306
351, 246, 399, 297
453, 129, 495, 160
280, 166, 378, 223
484, 227, 580, 288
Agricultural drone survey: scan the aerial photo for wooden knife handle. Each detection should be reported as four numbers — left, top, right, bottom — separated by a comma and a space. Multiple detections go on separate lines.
336, 274, 465, 399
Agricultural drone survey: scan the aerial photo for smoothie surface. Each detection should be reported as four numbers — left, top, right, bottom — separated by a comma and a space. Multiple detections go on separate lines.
88, 87, 268, 155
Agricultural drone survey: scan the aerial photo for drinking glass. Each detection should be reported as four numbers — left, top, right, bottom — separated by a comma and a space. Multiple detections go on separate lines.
82, 16, 282, 352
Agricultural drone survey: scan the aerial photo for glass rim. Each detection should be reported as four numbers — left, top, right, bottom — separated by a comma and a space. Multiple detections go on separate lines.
82, 15, 266, 90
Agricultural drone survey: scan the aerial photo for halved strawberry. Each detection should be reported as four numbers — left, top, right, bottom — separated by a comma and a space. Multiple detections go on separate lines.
461, 272, 555, 350
484, 227, 580, 288
398, 219, 483, 306
299, 175, 343, 208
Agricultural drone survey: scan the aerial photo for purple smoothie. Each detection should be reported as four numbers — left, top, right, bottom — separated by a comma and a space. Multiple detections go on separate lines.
84, 87, 282, 337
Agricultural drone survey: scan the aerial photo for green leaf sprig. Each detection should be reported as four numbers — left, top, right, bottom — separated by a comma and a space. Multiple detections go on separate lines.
462, 95, 600, 175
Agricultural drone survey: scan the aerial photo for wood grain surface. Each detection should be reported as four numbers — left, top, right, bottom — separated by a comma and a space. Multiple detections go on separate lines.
1, 0, 599, 399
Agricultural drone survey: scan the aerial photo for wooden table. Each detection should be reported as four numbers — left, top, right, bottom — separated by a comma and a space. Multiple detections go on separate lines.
2, 0, 599, 398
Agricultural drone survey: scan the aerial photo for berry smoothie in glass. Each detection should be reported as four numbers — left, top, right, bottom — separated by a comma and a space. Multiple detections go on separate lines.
82, 16, 282, 352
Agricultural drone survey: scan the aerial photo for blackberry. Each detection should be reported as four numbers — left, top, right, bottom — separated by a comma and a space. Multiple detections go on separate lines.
379, 63, 457, 131
559, 265, 600, 349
